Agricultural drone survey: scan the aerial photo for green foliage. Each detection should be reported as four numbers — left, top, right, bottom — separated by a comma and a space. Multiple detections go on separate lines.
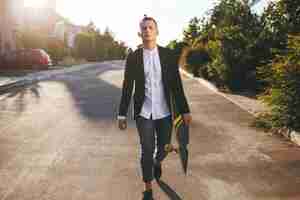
207, 40, 227, 87
17, 22, 127, 64
260, 1, 289, 49
58, 56, 87, 67
47, 38, 68, 64
73, 26, 127, 61
167, 40, 187, 57
74, 32, 96, 60
173, 0, 299, 131
278, 0, 300, 33
183, 17, 201, 47
88, 27, 127, 61
204, 0, 261, 91
256, 0, 300, 92
255, 2, 287, 92
186, 47, 211, 78
255, 0, 300, 131
252, 112, 273, 131
261, 34, 300, 131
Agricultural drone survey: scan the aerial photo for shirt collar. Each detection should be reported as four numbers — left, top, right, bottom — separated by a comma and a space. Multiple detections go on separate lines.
143, 46, 158, 55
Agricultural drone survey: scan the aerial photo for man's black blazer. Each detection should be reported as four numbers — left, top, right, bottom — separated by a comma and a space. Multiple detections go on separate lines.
118, 45, 190, 120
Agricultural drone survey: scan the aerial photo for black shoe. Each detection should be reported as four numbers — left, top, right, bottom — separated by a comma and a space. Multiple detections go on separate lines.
142, 189, 154, 200
154, 163, 162, 180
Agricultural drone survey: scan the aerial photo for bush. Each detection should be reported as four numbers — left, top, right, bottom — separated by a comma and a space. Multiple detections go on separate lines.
58, 56, 87, 67
47, 38, 68, 65
218, 25, 258, 91
74, 33, 96, 60
252, 112, 273, 131
260, 34, 300, 131
205, 40, 227, 87
200, 0, 261, 91
185, 48, 211, 78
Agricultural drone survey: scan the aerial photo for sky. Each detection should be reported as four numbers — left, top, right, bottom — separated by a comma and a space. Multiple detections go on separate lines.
24, 0, 271, 48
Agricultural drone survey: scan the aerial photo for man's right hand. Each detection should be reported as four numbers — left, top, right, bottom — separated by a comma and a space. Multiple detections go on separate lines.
118, 119, 127, 130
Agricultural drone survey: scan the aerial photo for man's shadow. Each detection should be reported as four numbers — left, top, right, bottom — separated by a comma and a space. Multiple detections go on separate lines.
156, 179, 183, 200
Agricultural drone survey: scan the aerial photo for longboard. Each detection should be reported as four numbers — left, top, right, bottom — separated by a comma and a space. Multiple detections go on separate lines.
165, 93, 190, 174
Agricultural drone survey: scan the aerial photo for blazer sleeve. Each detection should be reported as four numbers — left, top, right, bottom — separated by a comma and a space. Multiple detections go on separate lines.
170, 51, 190, 114
118, 53, 135, 117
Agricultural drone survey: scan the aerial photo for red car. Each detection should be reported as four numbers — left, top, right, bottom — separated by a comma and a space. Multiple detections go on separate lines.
1, 49, 52, 69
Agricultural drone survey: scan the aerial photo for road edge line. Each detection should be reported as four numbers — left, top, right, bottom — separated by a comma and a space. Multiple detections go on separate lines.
180, 68, 300, 146
180, 68, 255, 115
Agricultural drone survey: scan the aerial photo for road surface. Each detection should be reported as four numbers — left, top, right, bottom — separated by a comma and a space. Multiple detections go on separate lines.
0, 61, 299, 200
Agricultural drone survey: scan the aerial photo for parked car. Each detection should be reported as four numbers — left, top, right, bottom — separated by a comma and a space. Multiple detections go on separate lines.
1, 49, 52, 69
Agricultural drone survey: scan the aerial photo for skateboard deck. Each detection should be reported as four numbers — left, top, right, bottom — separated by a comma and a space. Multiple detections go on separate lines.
165, 95, 190, 175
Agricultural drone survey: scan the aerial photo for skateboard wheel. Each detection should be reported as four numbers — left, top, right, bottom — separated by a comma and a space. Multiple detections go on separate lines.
164, 144, 173, 153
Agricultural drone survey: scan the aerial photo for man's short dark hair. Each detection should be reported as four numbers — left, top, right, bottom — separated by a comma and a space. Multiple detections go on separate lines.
140, 15, 158, 28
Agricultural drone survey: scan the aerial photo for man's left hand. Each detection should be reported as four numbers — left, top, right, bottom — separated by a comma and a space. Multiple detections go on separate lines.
182, 113, 192, 125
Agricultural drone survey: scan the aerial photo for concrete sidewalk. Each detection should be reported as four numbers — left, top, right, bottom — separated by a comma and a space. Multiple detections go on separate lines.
180, 69, 300, 146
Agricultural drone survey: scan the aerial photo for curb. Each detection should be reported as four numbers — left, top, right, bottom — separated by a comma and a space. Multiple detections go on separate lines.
0, 61, 123, 98
180, 68, 300, 146
180, 69, 255, 115
0, 79, 35, 94
0, 63, 99, 94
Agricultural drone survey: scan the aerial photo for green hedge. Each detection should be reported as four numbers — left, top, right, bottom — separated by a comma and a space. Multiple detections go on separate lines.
260, 34, 300, 131
185, 48, 211, 78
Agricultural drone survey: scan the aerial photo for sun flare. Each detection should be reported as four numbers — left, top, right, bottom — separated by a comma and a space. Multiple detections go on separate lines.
24, 0, 47, 8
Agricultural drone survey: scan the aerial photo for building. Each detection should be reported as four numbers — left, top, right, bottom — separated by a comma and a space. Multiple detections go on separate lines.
0, 0, 24, 56
23, 0, 59, 34
0, 0, 82, 57
45, 0, 56, 11
65, 24, 85, 48
52, 21, 87, 48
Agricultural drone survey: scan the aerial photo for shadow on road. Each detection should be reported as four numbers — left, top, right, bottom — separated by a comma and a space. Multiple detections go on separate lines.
0, 65, 133, 124
55, 67, 134, 122
0, 82, 41, 114
157, 179, 183, 200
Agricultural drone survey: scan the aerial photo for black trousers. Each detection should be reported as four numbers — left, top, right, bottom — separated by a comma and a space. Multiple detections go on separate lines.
135, 114, 172, 183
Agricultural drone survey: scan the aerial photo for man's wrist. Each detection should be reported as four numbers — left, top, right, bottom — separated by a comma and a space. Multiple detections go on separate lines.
117, 115, 126, 120
181, 112, 190, 115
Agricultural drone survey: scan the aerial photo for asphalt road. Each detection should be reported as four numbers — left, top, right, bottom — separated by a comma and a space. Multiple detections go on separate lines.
0, 61, 299, 200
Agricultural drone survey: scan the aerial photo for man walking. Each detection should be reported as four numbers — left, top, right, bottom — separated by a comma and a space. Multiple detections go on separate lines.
117, 16, 192, 200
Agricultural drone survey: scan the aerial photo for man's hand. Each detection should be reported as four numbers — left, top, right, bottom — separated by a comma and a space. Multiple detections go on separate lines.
118, 119, 127, 130
182, 113, 192, 126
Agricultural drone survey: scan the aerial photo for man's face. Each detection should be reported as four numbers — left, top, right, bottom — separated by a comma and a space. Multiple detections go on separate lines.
140, 20, 158, 43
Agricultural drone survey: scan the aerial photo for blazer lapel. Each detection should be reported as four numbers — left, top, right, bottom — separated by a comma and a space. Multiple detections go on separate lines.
158, 46, 168, 77
136, 48, 145, 82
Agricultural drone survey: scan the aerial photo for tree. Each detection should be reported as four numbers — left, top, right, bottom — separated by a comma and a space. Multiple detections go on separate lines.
256, 0, 300, 92
186, 47, 211, 77
260, 34, 300, 131
255, 0, 300, 131
207, 0, 262, 91
74, 32, 95, 60
278, 0, 300, 33
167, 40, 187, 57
183, 17, 201, 47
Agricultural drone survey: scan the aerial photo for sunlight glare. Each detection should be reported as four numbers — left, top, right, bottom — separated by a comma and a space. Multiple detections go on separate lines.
24, 0, 47, 8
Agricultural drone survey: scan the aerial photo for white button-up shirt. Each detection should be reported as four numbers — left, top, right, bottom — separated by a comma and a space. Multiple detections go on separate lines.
139, 47, 170, 120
